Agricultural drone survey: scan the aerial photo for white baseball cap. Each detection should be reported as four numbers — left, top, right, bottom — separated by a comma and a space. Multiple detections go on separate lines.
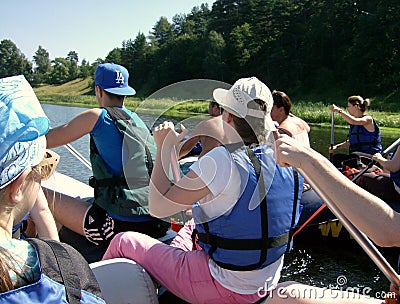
213, 77, 276, 131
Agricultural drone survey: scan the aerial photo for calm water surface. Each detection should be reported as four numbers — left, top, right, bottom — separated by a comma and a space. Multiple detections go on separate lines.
42, 104, 397, 300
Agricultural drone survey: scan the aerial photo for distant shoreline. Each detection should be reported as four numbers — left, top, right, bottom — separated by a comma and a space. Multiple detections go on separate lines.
34, 79, 400, 128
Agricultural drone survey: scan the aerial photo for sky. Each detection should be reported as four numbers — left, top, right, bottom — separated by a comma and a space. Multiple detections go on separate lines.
1, 0, 215, 64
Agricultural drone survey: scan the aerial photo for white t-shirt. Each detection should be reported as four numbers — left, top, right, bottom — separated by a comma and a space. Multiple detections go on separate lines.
190, 146, 284, 294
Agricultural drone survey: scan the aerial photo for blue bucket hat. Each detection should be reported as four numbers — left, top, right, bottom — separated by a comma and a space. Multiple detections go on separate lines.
94, 63, 136, 96
0, 75, 49, 189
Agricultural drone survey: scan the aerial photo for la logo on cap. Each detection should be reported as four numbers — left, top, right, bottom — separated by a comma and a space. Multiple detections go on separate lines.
94, 63, 136, 96
116, 71, 125, 84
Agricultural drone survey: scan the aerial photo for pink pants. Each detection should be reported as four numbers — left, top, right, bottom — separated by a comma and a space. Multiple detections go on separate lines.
102, 219, 263, 303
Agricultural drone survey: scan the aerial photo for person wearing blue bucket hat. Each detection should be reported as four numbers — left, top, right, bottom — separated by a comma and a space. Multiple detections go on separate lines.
0, 75, 59, 241
44, 63, 168, 261
0, 76, 107, 302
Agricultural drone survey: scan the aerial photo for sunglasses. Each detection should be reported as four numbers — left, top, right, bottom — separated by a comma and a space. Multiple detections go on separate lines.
37, 149, 60, 180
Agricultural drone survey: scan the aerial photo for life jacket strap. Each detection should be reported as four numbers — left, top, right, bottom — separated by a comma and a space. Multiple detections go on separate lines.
89, 176, 149, 188
104, 107, 154, 176
196, 231, 290, 250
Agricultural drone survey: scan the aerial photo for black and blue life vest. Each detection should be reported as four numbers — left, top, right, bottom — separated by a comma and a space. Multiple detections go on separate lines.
348, 120, 382, 154
193, 144, 302, 271
0, 238, 105, 304
89, 107, 156, 217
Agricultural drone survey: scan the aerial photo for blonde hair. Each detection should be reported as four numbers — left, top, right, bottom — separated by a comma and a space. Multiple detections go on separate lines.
0, 167, 39, 291
348, 95, 370, 113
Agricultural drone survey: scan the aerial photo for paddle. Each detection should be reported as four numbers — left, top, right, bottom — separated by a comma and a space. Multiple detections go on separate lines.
274, 132, 400, 288
352, 137, 400, 182
329, 111, 335, 162
293, 137, 400, 237
64, 143, 92, 170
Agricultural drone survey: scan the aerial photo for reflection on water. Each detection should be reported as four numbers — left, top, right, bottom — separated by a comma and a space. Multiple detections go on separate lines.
42, 104, 397, 299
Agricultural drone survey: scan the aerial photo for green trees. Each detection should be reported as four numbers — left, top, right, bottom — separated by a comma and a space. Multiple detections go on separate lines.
32, 46, 51, 85
0, 39, 32, 79
0, 1, 399, 101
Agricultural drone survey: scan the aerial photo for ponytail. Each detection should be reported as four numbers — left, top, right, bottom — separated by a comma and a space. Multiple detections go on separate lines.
348, 95, 370, 113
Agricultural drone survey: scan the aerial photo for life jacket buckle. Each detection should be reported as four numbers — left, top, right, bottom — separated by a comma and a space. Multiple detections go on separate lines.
89, 176, 97, 188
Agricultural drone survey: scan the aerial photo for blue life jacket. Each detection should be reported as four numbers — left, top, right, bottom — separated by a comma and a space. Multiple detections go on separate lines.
89, 107, 156, 217
348, 120, 382, 154
0, 238, 105, 304
193, 144, 302, 271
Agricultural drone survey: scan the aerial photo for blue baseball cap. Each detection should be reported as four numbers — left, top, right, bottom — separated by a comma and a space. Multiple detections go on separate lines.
0, 75, 49, 189
94, 63, 136, 96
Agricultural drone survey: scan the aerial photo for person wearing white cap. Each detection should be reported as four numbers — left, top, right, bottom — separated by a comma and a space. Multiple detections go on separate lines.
101, 77, 304, 303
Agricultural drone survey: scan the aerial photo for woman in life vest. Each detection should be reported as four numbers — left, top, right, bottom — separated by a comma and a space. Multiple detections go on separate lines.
329, 95, 382, 168
103, 77, 304, 303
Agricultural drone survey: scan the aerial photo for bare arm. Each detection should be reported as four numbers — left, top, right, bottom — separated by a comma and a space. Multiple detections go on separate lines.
178, 135, 200, 159
330, 139, 350, 152
330, 104, 374, 127
46, 108, 101, 148
29, 188, 60, 241
275, 135, 400, 247
149, 122, 210, 218
178, 116, 225, 159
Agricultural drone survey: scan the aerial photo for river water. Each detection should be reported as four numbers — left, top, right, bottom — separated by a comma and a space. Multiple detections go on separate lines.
42, 104, 398, 301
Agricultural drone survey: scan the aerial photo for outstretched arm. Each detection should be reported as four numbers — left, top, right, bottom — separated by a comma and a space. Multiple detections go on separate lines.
46, 108, 101, 148
275, 135, 400, 247
329, 139, 349, 152
330, 104, 373, 126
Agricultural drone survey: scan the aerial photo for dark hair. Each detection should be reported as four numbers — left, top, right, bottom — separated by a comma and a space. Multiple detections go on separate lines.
209, 100, 223, 114
272, 91, 292, 115
348, 95, 370, 113
97, 85, 126, 102
0, 166, 41, 291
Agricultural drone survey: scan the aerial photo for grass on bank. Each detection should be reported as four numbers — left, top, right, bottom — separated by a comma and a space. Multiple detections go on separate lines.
34, 78, 400, 129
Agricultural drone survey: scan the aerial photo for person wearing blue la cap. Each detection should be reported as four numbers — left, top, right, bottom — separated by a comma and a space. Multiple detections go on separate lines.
0, 75, 106, 303
44, 62, 168, 261
94, 63, 136, 96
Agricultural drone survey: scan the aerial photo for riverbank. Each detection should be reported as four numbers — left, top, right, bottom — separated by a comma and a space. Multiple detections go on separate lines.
34, 78, 400, 128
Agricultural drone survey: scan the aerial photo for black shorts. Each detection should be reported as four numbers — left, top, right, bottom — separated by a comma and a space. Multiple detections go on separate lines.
83, 203, 169, 246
